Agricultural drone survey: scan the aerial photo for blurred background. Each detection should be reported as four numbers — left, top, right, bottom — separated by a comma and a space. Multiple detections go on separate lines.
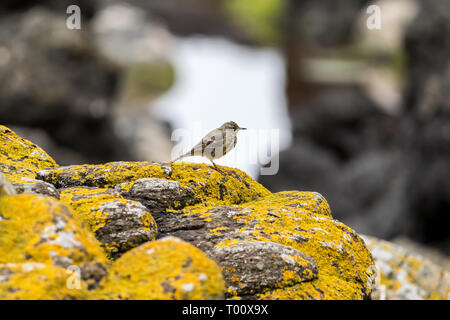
0, 0, 449, 265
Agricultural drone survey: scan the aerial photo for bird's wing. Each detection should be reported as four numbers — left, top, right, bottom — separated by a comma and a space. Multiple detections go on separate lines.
189, 129, 227, 157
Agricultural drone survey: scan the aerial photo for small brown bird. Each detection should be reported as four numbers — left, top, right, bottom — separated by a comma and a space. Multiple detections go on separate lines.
171, 121, 247, 173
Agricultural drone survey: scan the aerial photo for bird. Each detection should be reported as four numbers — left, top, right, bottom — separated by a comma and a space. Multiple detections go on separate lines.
171, 121, 247, 173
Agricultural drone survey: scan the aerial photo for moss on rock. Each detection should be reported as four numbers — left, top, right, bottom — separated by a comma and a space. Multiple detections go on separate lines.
93, 237, 225, 300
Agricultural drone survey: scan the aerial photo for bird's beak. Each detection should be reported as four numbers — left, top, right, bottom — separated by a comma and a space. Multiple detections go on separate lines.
239, 127, 247, 130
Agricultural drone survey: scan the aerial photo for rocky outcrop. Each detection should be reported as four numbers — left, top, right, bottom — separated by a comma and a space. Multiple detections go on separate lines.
0, 125, 378, 299
363, 236, 449, 300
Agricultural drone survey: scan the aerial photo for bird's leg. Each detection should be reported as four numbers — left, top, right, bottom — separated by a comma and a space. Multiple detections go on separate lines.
210, 160, 225, 175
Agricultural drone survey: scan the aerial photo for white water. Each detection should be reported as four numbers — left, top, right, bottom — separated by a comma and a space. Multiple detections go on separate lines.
151, 36, 291, 179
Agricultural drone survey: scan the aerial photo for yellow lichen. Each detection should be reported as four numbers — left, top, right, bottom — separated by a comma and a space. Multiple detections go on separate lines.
0, 262, 90, 299
187, 191, 374, 299
39, 161, 271, 207
59, 187, 157, 258
0, 126, 58, 183
0, 194, 106, 266
92, 237, 225, 299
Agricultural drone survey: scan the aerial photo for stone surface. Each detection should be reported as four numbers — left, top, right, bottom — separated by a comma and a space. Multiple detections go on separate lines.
363, 235, 449, 300
155, 191, 375, 299
60, 187, 158, 259
0, 173, 16, 196
0, 125, 58, 184
213, 240, 318, 296
37, 161, 270, 206
12, 178, 59, 199
93, 237, 225, 300
0, 193, 108, 295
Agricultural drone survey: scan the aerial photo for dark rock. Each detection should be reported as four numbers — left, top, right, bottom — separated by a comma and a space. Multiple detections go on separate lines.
402, 0, 450, 253
213, 240, 318, 296
0, 7, 132, 164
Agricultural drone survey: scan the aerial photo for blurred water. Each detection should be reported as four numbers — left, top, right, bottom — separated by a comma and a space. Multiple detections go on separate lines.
151, 36, 291, 179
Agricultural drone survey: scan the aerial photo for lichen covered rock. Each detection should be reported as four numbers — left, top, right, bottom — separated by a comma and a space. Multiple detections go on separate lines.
12, 177, 59, 199
362, 235, 450, 300
1, 125, 379, 300
60, 187, 158, 259
0, 194, 107, 293
213, 240, 318, 296
37, 161, 271, 207
0, 125, 58, 183
0, 262, 89, 299
93, 237, 225, 300
156, 191, 375, 299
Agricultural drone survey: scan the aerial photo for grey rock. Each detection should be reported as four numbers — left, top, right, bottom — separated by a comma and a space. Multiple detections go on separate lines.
213, 240, 317, 296
59, 187, 158, 259
94, 199, 157, 258
13, 178, 59, 199
125, 178, 197, 215
362, 235, 450, 300
0, 173, 16, 196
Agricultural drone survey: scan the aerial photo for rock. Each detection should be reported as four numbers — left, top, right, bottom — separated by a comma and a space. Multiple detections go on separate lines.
156, 191, 375, 299
3, 125, 378, 300
0, 7, 132, 164
213, 240, 318, 296
362, 235, 450, 300
92, 237, 225, 300
401, 0, 450, 254
0, 262, 88, 299
60, 187, 158, 259
0, 125, 62, 200
0, 125, 58, 183
124, 178, 197, 224
0, 194, 107, 293
37, 161, 271, 207
0, 173, 16, 196
12, 177, 59, 199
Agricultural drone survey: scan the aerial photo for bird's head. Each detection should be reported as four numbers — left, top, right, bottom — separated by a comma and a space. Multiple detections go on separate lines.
221, 121, 247, 132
